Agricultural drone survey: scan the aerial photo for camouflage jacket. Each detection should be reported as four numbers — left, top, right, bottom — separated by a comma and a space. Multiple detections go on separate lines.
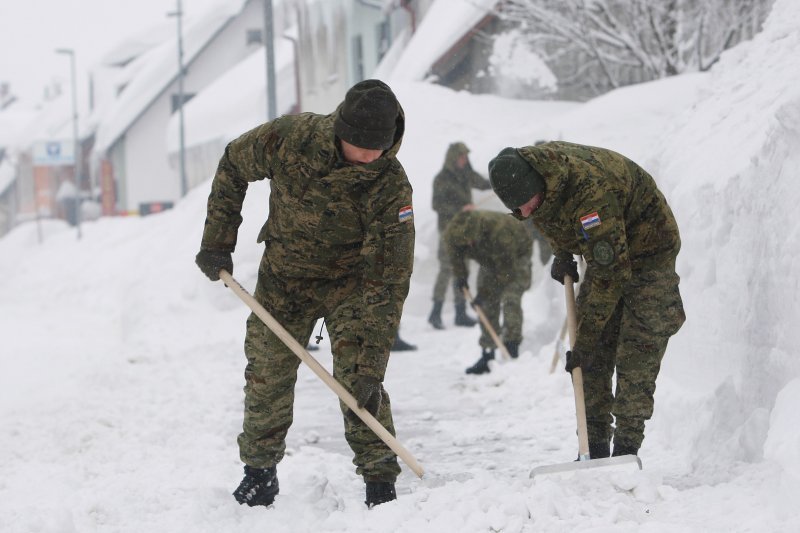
518, 141, 681, 354
200, 107, 414, 379
432, 143, 491, 232
443, 210, 533, 282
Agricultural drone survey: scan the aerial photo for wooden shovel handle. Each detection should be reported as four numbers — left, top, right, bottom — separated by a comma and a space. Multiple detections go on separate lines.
564, 275, 590, 460
462, 286, 512, 360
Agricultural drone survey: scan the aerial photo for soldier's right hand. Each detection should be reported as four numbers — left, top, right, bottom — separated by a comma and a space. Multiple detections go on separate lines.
453, 278, 469, 291
565, 349, 593, 373
195, 249, 233, 281
551, 254, 579, 285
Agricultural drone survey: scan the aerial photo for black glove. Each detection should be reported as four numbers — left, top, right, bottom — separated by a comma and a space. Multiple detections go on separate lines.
195, 249, 233, 281
565, 349, 594, 373
454, 278, 469, 291
353, 375, 382, 416
551, 254, 579, 285
470, 293, 484, 310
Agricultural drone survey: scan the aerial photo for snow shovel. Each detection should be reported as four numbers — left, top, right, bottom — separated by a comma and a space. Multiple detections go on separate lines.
530, 275, 641, 478
219, 270, 425, 479
462, 286, 511, 361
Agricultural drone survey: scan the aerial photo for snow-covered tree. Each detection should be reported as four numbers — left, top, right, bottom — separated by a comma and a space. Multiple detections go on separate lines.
493, 0, 774, 98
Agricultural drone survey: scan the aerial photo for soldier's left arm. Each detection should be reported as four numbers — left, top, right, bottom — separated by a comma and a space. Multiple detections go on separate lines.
201, 121, 279, 252
355, 173, 415, 381
468, 168, 492, 191
571, 188, 632, 355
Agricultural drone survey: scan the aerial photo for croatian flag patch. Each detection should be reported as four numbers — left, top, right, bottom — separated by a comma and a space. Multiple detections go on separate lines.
580, 211, 601, 230
398, 205, 414, 222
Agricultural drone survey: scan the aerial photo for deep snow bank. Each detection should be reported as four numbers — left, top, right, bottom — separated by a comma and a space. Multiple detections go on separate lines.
652, 0, 800, 477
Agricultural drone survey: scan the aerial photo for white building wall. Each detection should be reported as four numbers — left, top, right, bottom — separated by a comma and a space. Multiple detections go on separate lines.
116, 0, 267, 212
122, 91, 178, 210
181, 0, 266, 95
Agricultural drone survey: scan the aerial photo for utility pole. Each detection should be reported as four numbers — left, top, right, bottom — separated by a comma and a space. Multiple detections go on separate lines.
168, 0, 188, 197
263, 0, 277, 121
55, 48, 82, 240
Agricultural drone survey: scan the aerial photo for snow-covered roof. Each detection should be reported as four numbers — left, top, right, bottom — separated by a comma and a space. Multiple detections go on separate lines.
6, 96, 74, 151
0, 105, 41, 148
93, 1, 246, 154
98, 22, 175, 68
387, 0, 499, 82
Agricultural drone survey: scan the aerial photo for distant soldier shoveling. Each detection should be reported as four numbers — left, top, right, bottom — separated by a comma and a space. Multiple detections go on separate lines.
428, 142, 491, 330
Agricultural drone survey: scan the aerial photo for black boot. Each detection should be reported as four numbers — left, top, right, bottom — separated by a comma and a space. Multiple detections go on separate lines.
233, 465, 279, 507
504, 341, 520, 359
365, 481, 396, 508
454, 303, 477, 327
428, 301, 444, 330
465, 348, 494, 375
589, 441, 611, 459
391, 335, 417, 351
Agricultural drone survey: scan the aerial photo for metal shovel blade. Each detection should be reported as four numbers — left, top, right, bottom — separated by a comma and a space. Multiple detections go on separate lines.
530, 454, 642, 479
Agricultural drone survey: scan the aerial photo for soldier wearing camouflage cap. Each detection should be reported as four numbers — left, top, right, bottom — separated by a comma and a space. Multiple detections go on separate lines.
488, 141, 685, 459
195, 79, 414, 508
443, 210, 533, 374
429, 142, 492, 330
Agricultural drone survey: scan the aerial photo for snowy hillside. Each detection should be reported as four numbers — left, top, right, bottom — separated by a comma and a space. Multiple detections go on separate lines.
2, 1, 800, 531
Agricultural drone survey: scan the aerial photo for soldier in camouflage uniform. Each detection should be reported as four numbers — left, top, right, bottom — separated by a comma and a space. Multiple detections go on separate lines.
488, 142, 685, 458
195, 80, 414, 508
429, 142, 492, 330
443, 210, 533, 374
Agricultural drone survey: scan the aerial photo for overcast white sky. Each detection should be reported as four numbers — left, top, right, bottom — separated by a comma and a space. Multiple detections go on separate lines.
0, 0, 225, 105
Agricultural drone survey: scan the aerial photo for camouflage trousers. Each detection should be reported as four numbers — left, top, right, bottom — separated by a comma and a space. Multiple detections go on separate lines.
237, 258, 401, 482
475, 255, 532, 349
577, 264, 685, 451
432, 234, 466, 305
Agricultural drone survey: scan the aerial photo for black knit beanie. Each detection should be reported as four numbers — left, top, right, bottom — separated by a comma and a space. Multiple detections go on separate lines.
488, 147, 546, 210
334, 80, 399, 150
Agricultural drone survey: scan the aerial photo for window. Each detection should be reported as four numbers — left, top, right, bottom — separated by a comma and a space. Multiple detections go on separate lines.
246, 29, 263, 46
171, 93, 195, 113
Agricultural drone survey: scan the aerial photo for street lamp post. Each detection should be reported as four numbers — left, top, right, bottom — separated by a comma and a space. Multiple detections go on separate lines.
168, 0, 188, 197
55, 47, 82, 240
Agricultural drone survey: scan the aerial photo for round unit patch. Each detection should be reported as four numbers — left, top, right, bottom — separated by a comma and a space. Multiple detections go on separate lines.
593, 240, 615, 265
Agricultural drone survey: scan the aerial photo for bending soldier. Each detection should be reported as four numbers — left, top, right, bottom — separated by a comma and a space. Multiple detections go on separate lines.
443, 210, 533, 374
488, 141, 685, 458
195, 80, 414, 508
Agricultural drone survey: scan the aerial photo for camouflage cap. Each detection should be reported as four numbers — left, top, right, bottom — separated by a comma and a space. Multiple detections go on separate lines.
334, 79, 399, 150
450, 141, 469, 154
488, 147, 545, 210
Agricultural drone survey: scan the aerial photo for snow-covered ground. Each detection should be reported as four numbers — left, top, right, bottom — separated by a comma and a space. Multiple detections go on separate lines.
2, 0, 800, 531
